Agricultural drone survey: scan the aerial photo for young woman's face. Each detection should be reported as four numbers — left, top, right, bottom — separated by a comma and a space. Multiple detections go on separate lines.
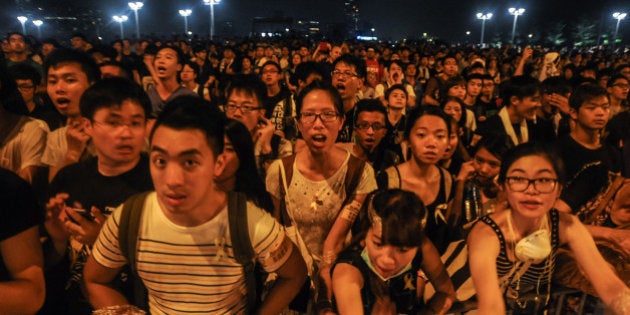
408, 115, 448, 165
442, 100, 463, 122
298, 89, 343, 155
216, 136, 239, 183
365, 227, 418, 279
442, 124, 459, 160
504, 155, 560, 219
472, 148, 501, 184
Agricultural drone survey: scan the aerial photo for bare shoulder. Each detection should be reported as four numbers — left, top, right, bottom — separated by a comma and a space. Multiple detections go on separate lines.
333, 262, 363, 286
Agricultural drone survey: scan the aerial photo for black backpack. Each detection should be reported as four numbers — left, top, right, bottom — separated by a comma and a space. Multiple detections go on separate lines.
118, 190, 259, 313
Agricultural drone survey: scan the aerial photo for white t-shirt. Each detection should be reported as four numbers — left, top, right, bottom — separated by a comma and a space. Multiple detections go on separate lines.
0, 117, 49, 172
92, 192, 291, 315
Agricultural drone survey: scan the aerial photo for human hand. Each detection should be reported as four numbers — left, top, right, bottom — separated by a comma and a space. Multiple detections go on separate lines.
456, 161, 476, 182
607, 229, 630, 259
256, 116, 275, 154
65, 118, 90, 161
522, 46, 533, 61
64, 206, 107, 246
45, 193, 71, 243
548, 93, 570, 114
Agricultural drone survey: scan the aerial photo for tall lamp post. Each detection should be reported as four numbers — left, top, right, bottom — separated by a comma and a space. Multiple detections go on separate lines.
17, 16, 28, 35
613, 12, 627, 50
476, 12, 492, 46
113, 15, 128, 39
508, 7, 525, 44
128, 2, 144, 39
203, 0, 221, 41
32, 20, 43, 38
179, 9, 192, 35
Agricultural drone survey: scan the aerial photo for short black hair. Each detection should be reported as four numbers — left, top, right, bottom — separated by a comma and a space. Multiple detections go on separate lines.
44, 48, 100, 84
226, 74, 267, 106
385, 84, 408, 100
355, 99, 387, 123
500, 75, 541, 106
569, 83, 608, 110
80, 77, 151, 121
150, 95, 226, 157
8, 63, 41, 85
261, 60, 281, 73
404, 106, 451, 139
332, 54, 367, 80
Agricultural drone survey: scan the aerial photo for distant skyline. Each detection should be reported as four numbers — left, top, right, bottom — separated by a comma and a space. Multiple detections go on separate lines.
3, 0, 629, 43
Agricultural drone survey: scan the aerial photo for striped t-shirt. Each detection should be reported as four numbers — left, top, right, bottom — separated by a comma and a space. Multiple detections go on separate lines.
92, 192, 292, 314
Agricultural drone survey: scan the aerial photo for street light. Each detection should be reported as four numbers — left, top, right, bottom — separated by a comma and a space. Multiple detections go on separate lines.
613, 12, 627, 49
128, 2, 144, 39
179, 9, 192, 35
203, 0, 221, 40
32, 20, 43, 38
113, 15, 128, 39
17, 16, 28, 35
508, 7, 525, 44
476, 12, 492, 46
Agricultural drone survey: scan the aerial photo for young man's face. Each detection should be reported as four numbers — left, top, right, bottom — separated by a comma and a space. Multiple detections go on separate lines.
387, 88, 407, 109
510, 92, 542, 121
154, 48, 182, 80
16, 79, 36, 104
179, 64, 197, 84
150, 126, 225, 219
86, 100, 146, 167
443, 58, 459, 77
225, 90, 265, 132
608, 78, 630, 101
46, 62, 92, 118
261, 64, 281, 87
355, 111, 387, 153
332, 62, 361, 102
466, 79, 482, 98
8, 34, 26, 54
481, 79, 495, 98
571, 95, 610, 131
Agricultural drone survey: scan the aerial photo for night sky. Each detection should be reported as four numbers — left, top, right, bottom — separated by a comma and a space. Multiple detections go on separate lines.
4, 0, 629, 43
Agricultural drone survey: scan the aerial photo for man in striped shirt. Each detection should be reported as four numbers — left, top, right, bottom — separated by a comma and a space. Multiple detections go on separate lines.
84, 96, 307, 314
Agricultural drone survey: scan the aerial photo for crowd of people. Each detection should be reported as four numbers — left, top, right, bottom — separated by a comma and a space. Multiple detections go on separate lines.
1, 30, 630, 314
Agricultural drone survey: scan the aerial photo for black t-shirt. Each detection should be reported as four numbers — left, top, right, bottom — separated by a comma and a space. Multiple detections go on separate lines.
556, 135, 622, 211
49, 154, 153, 213
0, 168, 43, 281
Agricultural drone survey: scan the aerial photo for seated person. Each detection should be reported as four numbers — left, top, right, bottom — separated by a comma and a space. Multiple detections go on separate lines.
332, 189, 455, 315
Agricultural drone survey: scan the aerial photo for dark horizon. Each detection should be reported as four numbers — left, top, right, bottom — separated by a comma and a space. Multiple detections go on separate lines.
4, 0, 629, 44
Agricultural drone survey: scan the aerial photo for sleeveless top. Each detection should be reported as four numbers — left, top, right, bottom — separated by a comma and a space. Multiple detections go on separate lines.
377, 166, 453, 253
333, 244, 425, 314
479, 210, 560, 300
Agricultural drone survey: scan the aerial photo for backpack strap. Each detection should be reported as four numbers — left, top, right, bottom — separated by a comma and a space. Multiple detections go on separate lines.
227, 190, 258, 313
278, 155, 297, 226
118, 191, 151, 311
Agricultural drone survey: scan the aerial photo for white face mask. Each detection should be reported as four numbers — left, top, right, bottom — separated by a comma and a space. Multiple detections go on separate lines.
515, 229, 551, 262
360, 246, 412, 282
507, 211, 551, 263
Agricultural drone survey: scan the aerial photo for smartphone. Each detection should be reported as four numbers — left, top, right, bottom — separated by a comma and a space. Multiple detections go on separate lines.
67, 207, 94, 224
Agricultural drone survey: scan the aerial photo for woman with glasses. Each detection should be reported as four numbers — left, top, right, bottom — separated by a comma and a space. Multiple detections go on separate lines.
266, 81, 377, 313
468, 142, 630, 314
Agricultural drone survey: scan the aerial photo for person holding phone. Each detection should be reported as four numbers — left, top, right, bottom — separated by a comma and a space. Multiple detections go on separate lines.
43, 78, 154, 314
